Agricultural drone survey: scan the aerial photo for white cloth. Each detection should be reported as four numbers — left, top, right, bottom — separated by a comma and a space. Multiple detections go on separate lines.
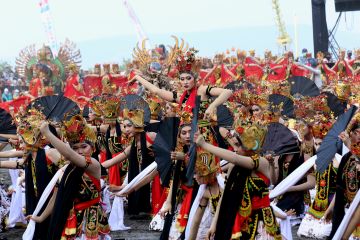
185, 184, 206, 240
270, 203, 292, 240
297, 213, 332, 239
185, 174, 224, 240
270, 155, 316, 199
119, 162, 157, 195
333, 190, 360, 240
8, 176, 26, 228
108, 196, 130, 231
149, 212, 164, 231
101, 186, 112, 214
22, 165, 67, 240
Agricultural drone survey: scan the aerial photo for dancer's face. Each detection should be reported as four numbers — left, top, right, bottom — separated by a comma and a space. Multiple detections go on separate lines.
72, 142, 93, 156
180, 125, 191, 146
350, 127, 360, 144
165, 103, 176, 117
179, 73, 195, 91
251, 105, 262, 119
123, 120, 135, 137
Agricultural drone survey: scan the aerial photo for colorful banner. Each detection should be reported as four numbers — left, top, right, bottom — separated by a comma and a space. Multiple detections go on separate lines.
122, 0, 149, 47
38, 0, 58, 55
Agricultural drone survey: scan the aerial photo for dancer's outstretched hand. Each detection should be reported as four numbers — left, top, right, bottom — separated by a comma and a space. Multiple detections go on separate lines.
159, 201, 171, 219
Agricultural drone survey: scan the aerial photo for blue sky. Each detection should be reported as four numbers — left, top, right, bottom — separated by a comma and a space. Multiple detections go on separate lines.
1, 0, 360, 68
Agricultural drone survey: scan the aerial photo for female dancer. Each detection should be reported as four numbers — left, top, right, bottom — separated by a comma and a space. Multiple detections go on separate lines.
196, 122, 282, 239
29, 114, 110, 239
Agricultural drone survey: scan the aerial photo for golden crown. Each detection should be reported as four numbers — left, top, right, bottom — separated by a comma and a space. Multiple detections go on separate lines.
62, 114, 97, 145
234, 119, 267, 152
97, 94, 120, 123
346, 112, 360, 134
335, 82, 351, 101
179, 110, 193, 126
195, 148, 219, 181
312, 119, 333, 139
123, 109, 145, 129
17, 109, 46, 146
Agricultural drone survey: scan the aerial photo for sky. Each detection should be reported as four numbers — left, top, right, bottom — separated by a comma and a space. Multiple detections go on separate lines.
1, 0, 360, 68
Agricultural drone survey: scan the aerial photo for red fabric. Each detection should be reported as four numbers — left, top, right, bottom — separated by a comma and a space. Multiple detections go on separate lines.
332, 60, 353, 77
244, 64, 263, 82
108, 152, 122, 187
29, 78, 43, 97
75, 196, 101, 211
176, 185, 193, 230
179, 87, 197, 112
83, 76, 102, 97
220, 64, 233, 85
99, 150, 107, 164
267, 64, 287, 81
291, 64, 309, 77
64, 74, 83, 98
199, 70, 215, 85
145, 134, 154, 145
231, 172, 271, 237
0, 96, 31, 113
151, 174, 165, 215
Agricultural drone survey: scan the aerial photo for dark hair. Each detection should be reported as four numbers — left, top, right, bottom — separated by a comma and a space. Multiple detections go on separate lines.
179, 71, 198, 80
349, 122, 360, 133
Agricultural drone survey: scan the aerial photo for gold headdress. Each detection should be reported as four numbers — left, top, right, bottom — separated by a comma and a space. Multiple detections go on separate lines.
147, 96, 162, 120
176, 48, 201, 74
179, 109, 193, 126
62, 114, 96, 145
335, 82, 351, 101
346, 112, 360, 133
312, 118, 333, 139
67, 63, 78, 73
195, 149, 219, 179
234, 119, 267, 152
132, 36, 187, 72
96, 94, 120, 123
122, 109, 145, 130
17, 109, 46, 146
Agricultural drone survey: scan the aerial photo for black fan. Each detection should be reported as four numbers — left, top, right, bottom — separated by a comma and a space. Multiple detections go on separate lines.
287, 76, 320, 97
262, 122, 299, 155
225, 80, 254, 91
316, 105, 358, 173
153, 117, 180, 185
0, 108, 16, 134
120, 94, 151, 124
268, 94, 295, 118
217, 104, 234, 128
322, 92, 346, 117
27, 95, 80, 122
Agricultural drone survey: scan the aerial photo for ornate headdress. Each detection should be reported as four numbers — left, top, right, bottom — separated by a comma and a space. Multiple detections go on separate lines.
179, 108, 193, 126
147, 96, 162, 121
335, 82, 351, 101
67, 63, 78, 73
96, 94, 120, 123
17, 109, 46, 146
62, 114, 96, 145
234, 119, 267, 152
175, 48, 201, 74
195, 149, 219, 180
132, 36, 187, 72
312, 118, 333, 139
346, 112, 360, 155
122, 109, 145, 130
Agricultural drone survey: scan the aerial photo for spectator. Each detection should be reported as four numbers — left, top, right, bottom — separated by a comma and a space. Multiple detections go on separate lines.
2, 88, 13, 102
13, 89, 20, 99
